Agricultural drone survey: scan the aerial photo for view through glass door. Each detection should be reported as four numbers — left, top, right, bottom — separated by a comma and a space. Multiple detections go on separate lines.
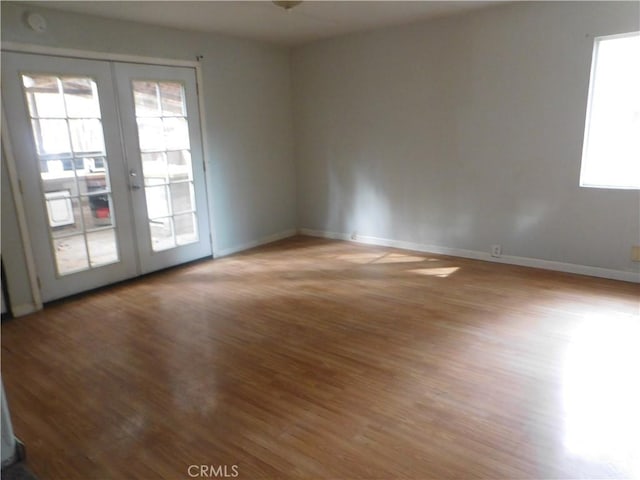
115, 63, 211, 275
2, 52, 211, 302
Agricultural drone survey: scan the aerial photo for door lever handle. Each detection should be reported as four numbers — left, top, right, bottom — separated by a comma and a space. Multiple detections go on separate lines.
129, 169, 141, 190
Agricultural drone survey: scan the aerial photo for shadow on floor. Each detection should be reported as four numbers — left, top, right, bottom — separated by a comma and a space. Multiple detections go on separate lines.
1, 463, 38, 480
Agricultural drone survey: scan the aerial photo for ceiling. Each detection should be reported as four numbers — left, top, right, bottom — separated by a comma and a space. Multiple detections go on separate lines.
32, 1, 500, 46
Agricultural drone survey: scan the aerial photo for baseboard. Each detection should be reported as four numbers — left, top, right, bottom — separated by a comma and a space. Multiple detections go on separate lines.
10, 303, 39, 318
298, 228, 640, 283
215, 229, 298, 258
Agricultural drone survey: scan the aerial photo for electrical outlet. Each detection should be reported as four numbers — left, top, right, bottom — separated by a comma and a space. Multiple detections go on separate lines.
491, 244, 502, 258
351, 231, 358, 241
632, 246, 640, 262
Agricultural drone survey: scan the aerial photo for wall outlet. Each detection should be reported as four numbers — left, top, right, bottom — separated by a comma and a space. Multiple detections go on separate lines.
491, 244, 502, 258
351, 231, 358, 241
632, 246, 640, 262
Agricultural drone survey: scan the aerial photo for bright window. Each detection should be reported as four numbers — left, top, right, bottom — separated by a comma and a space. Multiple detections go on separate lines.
580, 32, 640, 189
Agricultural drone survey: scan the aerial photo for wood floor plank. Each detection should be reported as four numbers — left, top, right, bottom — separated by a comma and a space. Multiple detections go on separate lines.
2, 236, 639, 479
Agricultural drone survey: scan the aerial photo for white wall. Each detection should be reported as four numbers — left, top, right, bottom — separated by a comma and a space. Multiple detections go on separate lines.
1, 2, 297, 257
292, 1, 640, 276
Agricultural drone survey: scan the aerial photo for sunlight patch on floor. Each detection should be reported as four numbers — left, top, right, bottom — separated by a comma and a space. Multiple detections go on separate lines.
408, 266, 460, 277
337, 252, 387, 263
563, 314, 640, 478
373, 253, 426, 264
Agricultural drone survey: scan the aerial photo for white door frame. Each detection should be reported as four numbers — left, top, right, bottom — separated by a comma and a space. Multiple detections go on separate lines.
1, 108, 43, 314
1, 42, 217, 314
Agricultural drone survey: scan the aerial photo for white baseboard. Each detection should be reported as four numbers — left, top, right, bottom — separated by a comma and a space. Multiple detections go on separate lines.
11, 303, 39, 317
298, 228, 640, 283
215, 229, 297, 258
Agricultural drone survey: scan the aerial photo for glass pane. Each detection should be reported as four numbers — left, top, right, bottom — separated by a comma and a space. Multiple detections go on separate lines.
131, 79, 201, 254
31, 119, 71, 155
69, 119, 105, 154
141, 152, 167, 186
87, 229, 119, 267
76, 157, 109, 192
163, 117, 190, 150
76, 159, 109, 195
160, 82, 185, 116
580, 34, 640, 188
82, 194, 113, 230
174, 213, 198, 246
22, 72, 123, 275
149, 218, 175, 251
63, 78, 100, 118
53, 235, 89, 275
37, 154, 72, 174
167, 150, 192, 182
145, 185, 170, 219
40, 163, 78, 196
47, 195, 82, 237
23, 75, 65, 118
137, 118, 165, 152
169, 182, 194, 214
133, 81, 160, 117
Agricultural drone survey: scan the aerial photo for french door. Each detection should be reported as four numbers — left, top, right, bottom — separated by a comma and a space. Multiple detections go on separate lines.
2, 52, 211, 302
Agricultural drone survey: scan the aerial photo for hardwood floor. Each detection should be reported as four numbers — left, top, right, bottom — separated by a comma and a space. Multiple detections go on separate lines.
2, 236, 639, 479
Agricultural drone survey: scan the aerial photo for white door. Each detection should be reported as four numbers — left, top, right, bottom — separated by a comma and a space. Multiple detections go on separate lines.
2, 52, 139, 301
114, 63, 211, 274
2, 52, 211, 302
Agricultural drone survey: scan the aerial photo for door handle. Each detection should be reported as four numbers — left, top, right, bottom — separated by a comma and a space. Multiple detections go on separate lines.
129, 169, 141, 190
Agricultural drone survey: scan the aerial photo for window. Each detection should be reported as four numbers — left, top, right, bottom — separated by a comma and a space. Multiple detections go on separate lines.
131, 80, 199, 251
580, 32, 640, 189
22, 74, 119, 274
